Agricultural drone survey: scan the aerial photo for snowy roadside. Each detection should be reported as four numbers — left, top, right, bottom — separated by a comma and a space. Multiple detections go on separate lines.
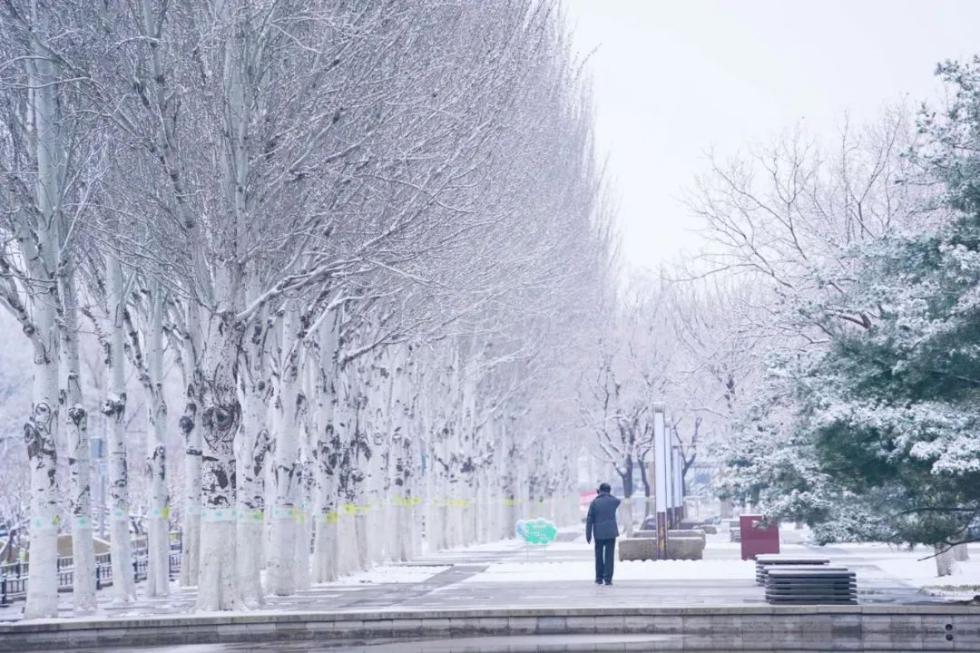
458, 528, 756, 583
780, 529, 980, 602
329, 565, 451, 585
868, 549, 980, 601
460, 558, 755, 583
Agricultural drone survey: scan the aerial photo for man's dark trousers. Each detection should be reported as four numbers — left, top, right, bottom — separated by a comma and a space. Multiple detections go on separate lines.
594, 538, 615, 583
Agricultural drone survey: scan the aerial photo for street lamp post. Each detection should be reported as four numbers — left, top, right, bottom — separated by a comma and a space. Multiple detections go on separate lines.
653, 405, 667, 559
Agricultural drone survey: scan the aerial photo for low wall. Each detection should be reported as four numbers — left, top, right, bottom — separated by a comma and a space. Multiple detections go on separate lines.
619, 537, 657, 561
1, 605, 977, 651
666, 536, 704, 560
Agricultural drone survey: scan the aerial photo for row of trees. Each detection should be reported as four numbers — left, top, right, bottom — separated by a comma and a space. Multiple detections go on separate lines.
690, 60, 980, 571
577, 270, 756, 532
0, 1, 612, 616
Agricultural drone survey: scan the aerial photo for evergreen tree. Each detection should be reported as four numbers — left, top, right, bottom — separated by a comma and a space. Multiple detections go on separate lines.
723, 58, 980, 548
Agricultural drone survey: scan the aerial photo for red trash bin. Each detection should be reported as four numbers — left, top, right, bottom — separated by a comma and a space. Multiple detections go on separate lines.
739, 514, 779, 560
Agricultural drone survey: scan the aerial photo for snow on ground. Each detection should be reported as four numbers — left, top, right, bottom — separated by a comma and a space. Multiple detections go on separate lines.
329, 565, 451, 585
444, 538, 527, 552
768, 531, 980, 601
462, 558, 755, 583
863, 546, 980, 601
515, 541, 589, 553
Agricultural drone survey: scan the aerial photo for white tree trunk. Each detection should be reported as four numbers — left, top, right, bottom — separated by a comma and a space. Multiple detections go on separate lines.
349, 378, 371, 572
179, 410, 202, 588
426, 435, 445, 553
60, 278, 96, 613
293, 448, 312, 591
365, 369, 382, 564
336, 509, 357, 576
235, 285, 272, 606
195, 287, 241, 611
22, 22, 66, 620
387, 355, 414, 561
400, 421, 422, 559
179, 305, 203, 588
24, 331, 61, 619
235, 389, 271, 606
425, 471, 443, 552
292, 390, 314, 590
477, 468, 491, 543
195, 0, 253, 610
144, 285, 170, 597
312, 413, 339, 582
269, 303, 306, 595
312, 310, 340, 583
935, 545, 956, 577
335, 359, 364, 575
353, 508, 370, 570
312, 506, 339, 582
104, 258, 136, 603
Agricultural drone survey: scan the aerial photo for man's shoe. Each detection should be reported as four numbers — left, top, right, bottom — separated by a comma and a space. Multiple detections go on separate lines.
595, 579, 603, 585
604, 580, 612, 586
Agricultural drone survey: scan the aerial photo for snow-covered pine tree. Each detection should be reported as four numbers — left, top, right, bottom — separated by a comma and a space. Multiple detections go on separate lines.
719, 62, 980, 566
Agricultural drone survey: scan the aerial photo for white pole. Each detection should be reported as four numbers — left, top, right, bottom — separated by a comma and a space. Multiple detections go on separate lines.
663, 415, 674, 529
653, 406, 667, 559
673, 445, 684, 523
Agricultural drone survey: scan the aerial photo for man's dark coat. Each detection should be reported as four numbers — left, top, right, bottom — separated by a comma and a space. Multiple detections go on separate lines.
585, 491, 621, 542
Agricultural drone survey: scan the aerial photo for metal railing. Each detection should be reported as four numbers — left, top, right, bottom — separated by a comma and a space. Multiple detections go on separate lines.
0, 532, 183, 607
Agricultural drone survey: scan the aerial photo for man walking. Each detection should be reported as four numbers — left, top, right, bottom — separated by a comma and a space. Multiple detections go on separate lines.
585, 482, 621, 585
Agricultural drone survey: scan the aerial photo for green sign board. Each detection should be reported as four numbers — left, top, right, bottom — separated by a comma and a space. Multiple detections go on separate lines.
516, 518, 558, 545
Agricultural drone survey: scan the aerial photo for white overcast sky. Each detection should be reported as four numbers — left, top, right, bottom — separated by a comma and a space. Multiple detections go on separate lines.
564, 0, 980, 272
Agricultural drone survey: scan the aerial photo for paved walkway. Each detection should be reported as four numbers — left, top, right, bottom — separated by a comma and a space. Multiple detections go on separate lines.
0, 528, 944, 623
